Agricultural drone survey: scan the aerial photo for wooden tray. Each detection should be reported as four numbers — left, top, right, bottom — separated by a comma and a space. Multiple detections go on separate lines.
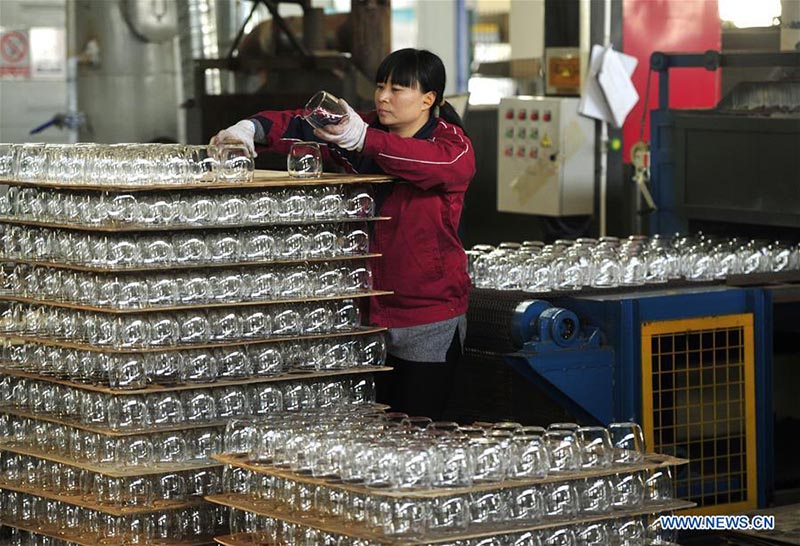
0, 216, 390, 233
205, 493, 696, 545
212, 452, 689, 499
0, 443, 222, 478
0, 170, 395, 192
0, 481, 208, 516
0, 366, 392, 395
0, 253, 382, 274
0, 519, 215, 546
0, 325, 387, 353
0, 290, 392, 314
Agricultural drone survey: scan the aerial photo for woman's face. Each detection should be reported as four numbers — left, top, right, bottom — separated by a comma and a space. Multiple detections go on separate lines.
374, 76, 436, 137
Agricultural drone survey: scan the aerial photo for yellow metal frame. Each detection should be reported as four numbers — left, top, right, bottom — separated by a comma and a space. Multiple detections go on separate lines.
641, 314, 757, 515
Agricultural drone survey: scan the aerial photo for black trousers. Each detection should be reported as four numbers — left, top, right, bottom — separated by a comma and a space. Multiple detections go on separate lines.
375, 329, 461, 421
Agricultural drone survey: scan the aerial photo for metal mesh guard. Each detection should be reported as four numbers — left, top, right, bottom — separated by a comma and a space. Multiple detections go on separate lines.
642, 314, 757, 513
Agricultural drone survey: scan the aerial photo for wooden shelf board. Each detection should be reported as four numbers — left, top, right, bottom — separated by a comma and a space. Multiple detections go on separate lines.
0, 171, 395, 192
0, 366, 392, 395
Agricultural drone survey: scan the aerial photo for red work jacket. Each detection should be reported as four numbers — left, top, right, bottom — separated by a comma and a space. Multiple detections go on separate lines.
251, 108, 475, 328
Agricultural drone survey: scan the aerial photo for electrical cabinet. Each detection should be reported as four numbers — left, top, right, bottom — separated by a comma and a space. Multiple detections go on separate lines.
497, 96, 594, 216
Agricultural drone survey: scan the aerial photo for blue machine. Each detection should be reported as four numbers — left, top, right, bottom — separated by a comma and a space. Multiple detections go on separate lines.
507, 299, 615, 426
504, 285, 772, 512
648, 50, 800, 235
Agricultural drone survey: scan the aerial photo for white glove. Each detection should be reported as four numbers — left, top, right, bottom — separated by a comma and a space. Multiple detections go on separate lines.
314, 99, 367, 152
210, 120, 257, 157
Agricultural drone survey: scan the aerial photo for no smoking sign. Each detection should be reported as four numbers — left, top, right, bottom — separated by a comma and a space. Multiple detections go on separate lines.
0, 30, 31, 78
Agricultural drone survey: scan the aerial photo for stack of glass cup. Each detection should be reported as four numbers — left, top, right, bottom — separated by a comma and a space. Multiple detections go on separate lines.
0, 185, 376, 226
467, 235, 800, 292
0, 224, 370, 267
0, 489, 227, 546
0, 143, 391, 545
0, 262, 375, 310
211, 410, 686, 545
0, 142, 254, 186
0, 335, 385, 389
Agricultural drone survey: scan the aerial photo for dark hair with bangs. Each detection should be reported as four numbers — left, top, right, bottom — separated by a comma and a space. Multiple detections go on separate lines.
375, 48, 465, 129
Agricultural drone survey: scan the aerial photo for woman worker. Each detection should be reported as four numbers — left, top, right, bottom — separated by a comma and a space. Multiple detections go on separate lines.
211, 48, 475, 420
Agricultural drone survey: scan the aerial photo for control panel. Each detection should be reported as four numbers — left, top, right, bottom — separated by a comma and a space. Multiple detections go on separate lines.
497, 96, 594, 216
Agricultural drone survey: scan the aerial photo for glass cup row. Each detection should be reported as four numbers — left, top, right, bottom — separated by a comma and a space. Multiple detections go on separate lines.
1, 375, 377, 431
468, 235, 800, 292
0, 408, 381, 472
226, 465, 672, 534
0, 224, 371, 268
230, 416, 646, 489
0, 300, 363, 348
0, 528, 75, 546
0, 491, 226, 544
0, 453, 223, 507
0, 262, 374, 310
0, 185, 376, 227
0, 142, 253, 186
1, 334, 386, 389
0, 418, 225, 469
228, 506, 676, 545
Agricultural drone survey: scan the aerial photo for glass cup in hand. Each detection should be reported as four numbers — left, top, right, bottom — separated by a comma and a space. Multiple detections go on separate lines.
303, 90, 348, 130
287, 142, 322, 179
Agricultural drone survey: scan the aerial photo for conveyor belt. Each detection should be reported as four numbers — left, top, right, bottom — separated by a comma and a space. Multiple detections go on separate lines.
465, 288, 529, 354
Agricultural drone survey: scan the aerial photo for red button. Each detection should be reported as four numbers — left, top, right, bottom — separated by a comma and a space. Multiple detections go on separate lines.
504, 146, 513, 157
543, 111, 552, 122
516, 146, 526, 157
517, 109, 527, 120
505, 109, 514, 120
530, 110, 539, 121
529, 148, 538, 159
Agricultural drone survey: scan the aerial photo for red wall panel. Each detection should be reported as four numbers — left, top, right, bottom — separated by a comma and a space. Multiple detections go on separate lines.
622, 0, 722, 162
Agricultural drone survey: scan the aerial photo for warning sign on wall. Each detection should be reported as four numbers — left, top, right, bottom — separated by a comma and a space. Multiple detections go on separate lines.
0, 29, 31, 78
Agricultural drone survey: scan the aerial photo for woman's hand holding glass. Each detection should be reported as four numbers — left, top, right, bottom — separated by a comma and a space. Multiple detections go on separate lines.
209, 120, 257, 158
311, 98, 368, 152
